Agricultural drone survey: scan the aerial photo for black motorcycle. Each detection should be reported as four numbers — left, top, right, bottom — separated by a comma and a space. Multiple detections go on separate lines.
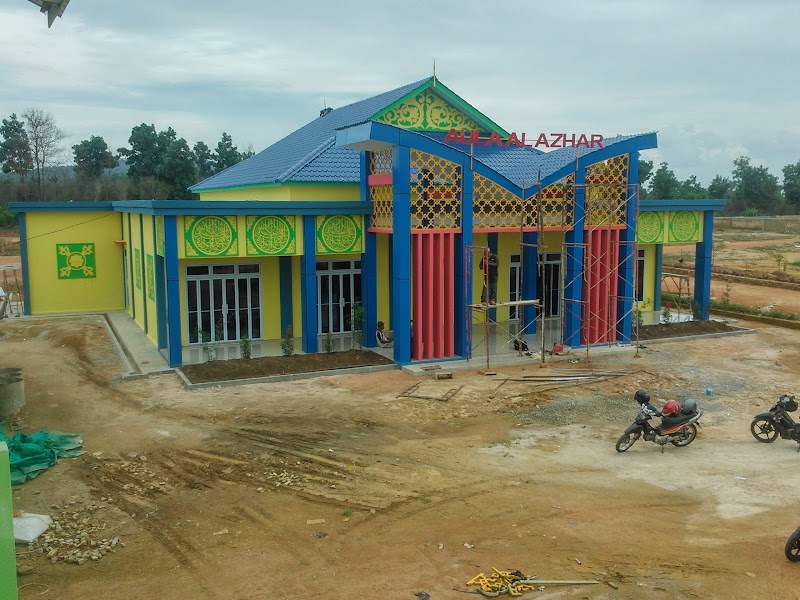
616, 400, 703, 453
750, 394, 799, 448
786, 527, 800, 561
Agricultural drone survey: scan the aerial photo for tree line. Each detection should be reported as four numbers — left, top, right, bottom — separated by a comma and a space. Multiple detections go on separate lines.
1, 108, 799, 227
638, 157, 800, 215
0, 109, 254, 221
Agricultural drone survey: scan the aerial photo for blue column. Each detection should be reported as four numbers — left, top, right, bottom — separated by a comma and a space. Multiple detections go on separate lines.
654, 245, 663, 311
301, 216, 318, 353
391, 146, 411, 364
163, 216, 182, 367
455, 161, 473, 358
563, 169, 586, 347
361, 152, 378, 348
521, 231, 538, 334
616, 151, 638, 343
693, 210, 714, 320
18, 213, 31, 316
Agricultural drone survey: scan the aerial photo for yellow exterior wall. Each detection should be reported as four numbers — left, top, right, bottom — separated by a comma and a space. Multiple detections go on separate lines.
122, 215, 134, 318
24, 211, 125, 315
376, 234, 390, 324
291, 256, 302, 339
642, 245, 657, 308
129, 215, 145, 331
141, 215, 158, 345
198, 184, 359, 202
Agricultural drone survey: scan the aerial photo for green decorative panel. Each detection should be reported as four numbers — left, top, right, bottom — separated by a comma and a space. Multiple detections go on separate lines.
146, 254, 155, 301
668, 211, 701, 243
56, 243, 96, 279
376, 88, 481, 132
316, 215, 363, 254
184, 216, 238, 257
245, 215, 297, 255
134, 248, 142, 289
636, 212, 665, 244
155, 216, 165, 256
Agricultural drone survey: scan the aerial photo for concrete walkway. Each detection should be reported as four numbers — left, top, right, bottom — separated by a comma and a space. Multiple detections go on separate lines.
103, 311, 172, 379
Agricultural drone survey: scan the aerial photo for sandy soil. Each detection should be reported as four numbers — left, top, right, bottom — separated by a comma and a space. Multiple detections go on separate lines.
3, 315, 800, 600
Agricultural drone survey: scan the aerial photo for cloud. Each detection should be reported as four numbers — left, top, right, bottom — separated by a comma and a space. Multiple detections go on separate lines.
0, 0, 797, 185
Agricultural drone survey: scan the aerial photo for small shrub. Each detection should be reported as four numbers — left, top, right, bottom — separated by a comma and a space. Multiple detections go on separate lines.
280, 326, 294, 356
661, 306, 673, 324
325, 331, 335, 353
722, 281, 733, 304
351, 303, 365, 350
240, 336, 252, 360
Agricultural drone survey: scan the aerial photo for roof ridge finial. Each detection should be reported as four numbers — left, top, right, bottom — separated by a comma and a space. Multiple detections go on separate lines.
432, 58, 436, 87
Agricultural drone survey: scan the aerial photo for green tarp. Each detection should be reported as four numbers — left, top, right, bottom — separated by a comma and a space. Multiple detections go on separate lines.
0, 430, 85, 485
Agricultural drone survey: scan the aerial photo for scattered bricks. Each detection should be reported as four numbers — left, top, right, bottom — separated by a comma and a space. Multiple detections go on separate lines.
435, 372, 453, 380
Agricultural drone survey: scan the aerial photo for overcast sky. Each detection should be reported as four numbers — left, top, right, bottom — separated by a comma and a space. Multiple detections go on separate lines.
1, 0, 797, 187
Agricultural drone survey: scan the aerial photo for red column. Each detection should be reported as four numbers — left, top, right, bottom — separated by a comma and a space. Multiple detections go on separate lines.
423, 234, 434, 359
412, 234, 423, 360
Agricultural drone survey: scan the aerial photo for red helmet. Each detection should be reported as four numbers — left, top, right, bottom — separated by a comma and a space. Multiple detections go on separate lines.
662, 400, 680, 417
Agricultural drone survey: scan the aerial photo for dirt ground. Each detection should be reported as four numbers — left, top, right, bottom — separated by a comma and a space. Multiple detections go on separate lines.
3, 315, 800, 600
181, 349, 396, 383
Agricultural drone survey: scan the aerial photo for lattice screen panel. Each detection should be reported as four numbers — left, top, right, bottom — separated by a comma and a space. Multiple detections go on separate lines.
585, 155, 628, 226
369, 149, 392, 175
473, 173, 530, 229
410, 150, 461, 230
369, 185, 393, 230
536, 174, 575, 228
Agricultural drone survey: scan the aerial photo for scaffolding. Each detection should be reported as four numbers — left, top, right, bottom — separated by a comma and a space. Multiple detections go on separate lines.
463, 147, 642, 369
0, 264, 23, 319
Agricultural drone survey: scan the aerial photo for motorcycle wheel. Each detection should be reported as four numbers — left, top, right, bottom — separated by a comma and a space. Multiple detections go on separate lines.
615, 432, 640, 452
671, 423, 698, 447
785, 528, 800, 562
750, 418, 779, 443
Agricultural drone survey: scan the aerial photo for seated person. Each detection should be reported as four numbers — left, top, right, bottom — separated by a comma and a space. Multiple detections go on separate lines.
375, 321, 393, 348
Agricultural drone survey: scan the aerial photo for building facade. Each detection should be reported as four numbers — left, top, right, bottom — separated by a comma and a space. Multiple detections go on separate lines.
10, 77, 725, 367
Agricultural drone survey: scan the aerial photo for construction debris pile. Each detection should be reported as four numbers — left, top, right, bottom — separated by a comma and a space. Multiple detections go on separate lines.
24, 499, 123, 566
467, 567, 599, 597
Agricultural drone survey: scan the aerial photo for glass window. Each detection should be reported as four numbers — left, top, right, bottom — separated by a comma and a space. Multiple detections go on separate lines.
238, 264, 260, 273
186, 265, 209, 276
212, 265, 235, 274
637, 249, 646, 302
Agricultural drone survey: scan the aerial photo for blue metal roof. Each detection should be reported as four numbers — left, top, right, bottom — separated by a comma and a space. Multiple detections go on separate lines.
192, 75, 656, 193
416, 131, 654, 188
191, 78, 430, 191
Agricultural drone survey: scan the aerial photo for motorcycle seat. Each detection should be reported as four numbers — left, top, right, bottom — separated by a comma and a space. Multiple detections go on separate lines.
660, 413, 695, 428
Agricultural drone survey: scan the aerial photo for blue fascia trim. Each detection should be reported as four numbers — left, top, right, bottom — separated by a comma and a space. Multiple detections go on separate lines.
9, 201, 114, 212
523, 133, 659, 198
639, 199, 727, 212
109, 200, 373, 216
18, 213, 31, 316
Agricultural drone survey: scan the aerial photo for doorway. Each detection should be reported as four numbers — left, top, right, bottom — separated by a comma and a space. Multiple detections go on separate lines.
186, 264, 262, 344
317, 260, 362, 334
